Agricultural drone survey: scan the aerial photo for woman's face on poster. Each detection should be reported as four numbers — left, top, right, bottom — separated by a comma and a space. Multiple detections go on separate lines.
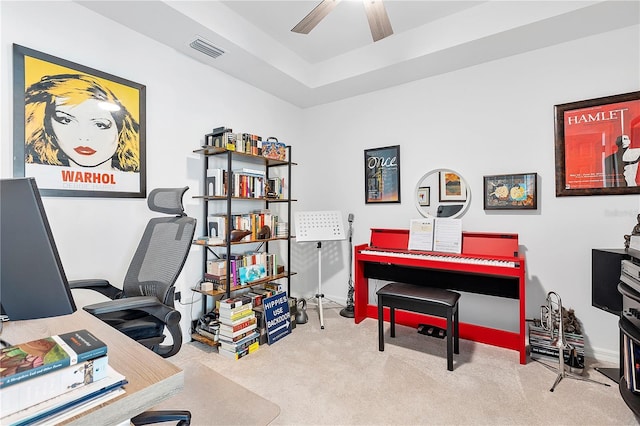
51, 98, 118, 168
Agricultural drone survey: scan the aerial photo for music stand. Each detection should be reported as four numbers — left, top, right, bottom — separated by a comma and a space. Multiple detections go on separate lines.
295, 211, 346, 329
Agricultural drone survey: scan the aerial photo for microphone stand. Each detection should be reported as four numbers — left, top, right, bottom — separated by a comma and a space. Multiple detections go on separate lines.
340, 215, 355, 318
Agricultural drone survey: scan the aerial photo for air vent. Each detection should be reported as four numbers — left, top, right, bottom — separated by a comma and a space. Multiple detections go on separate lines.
189, 37, 225, 59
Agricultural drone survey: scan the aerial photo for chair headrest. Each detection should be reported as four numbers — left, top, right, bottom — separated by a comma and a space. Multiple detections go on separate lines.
148, 187, 188, 216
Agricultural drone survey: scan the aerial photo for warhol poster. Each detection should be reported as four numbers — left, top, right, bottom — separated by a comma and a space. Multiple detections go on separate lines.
13, 44, 146, 198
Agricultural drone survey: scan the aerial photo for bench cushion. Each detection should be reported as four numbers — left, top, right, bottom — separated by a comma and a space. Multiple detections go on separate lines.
377, 282, 460, 307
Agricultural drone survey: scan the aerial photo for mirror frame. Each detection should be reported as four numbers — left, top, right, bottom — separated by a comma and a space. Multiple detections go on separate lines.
414, 168, 471, 218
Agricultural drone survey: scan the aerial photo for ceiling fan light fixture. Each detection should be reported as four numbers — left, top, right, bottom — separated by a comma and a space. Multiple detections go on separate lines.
189, 37, 225, 59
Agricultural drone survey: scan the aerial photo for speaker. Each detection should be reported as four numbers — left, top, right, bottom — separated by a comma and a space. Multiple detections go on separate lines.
592, 248, 629, 315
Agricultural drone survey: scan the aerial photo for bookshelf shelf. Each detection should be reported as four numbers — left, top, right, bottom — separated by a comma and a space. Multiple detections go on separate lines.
193, 236, 296, 247
193, 271, 297, 297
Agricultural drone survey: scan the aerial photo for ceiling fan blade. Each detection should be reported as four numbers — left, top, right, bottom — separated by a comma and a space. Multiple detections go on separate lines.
363, 0, 393, 42
291, 0, 341, 34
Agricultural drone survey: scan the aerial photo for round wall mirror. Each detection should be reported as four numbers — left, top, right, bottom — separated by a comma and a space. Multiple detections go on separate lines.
414, 169, 471, 218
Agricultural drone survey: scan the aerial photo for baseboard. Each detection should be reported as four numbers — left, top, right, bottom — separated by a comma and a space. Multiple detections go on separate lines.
585, 345, 619, 365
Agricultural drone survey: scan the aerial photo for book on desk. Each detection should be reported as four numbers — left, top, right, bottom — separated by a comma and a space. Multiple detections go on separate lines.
1, 329, 108, 388
0, 329, 127, 426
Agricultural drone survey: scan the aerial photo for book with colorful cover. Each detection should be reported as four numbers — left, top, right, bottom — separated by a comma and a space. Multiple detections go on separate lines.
0, 329, 108, 388
238, 264, 267, 284
1, 355, 109, 418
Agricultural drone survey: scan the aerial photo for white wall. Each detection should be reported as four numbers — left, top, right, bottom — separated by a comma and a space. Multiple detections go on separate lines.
2, 1, 638, 363
0, 1, 303, 341
293, 24, 640, 362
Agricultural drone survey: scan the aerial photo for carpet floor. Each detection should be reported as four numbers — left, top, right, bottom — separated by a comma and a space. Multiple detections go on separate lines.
167, 302, 638, 425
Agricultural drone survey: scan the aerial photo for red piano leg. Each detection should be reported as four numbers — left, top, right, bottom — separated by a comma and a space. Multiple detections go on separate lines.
354, 244, 369, 323
519, 258, 527, 364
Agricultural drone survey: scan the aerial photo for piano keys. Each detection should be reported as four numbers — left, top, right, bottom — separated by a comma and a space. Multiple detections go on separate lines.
354, 228, 527, 364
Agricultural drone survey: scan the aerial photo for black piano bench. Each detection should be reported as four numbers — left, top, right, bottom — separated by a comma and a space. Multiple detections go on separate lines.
377, 282, 460, 371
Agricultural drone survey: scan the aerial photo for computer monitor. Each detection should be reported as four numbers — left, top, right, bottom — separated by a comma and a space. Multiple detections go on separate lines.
0, 177, 76, 320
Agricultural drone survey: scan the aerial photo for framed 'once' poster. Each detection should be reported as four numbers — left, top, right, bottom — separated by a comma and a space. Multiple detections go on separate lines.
364, 145, 400, 204
13, 44, 146, 198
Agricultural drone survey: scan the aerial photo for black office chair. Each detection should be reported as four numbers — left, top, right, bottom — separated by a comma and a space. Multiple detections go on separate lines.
69, 187, 196, 424
70, 187, 196, 358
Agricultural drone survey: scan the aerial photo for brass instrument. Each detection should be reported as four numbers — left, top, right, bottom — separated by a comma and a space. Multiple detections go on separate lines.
537, 291, 609, 392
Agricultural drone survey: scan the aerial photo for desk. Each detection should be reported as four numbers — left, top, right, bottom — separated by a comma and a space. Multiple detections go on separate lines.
2, 309, 184, 425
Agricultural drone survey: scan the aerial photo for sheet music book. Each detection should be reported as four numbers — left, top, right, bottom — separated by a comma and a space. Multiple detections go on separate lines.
408, 218, 462, 254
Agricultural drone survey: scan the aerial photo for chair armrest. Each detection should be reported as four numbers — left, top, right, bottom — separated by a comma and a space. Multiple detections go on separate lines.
83, 296, 181, 326
84, 296, 183, 358
68, 279, 122, 299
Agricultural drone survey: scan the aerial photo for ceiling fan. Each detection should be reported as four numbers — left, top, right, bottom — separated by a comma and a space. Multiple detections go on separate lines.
291, 0, 394, 42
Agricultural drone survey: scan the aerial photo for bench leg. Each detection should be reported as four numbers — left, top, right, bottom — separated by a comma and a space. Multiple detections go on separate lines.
390, 307, 395, 338
446, 307, 453, 371
454, 304, 459, 355
378, 297, 384, 351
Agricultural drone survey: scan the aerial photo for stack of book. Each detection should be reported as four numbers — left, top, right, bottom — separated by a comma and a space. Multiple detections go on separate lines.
217, 296, 260, 360
528, 324, 585, 369
0, 329, 127, 425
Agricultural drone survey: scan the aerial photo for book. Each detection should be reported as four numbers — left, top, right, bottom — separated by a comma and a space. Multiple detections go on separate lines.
233, 167, 265, 177
1, 329, 108, 388
219, 316, 257, 334
1, 364, 126, 426
632, 337, 640, 393
1, 355, 109, 418
219, 320, 257, 339
218, 341, 260, 360
219, 327, 258, 342
238, 264, 267, 284
195, 327, 218, 342
219, 313, 257, 331
218, 295, 252, 310
218, 303, 252, 318
407, 217, 462, 254
246, 292, 263, 307
219, 308, 255, 325
219, 331, 260, 353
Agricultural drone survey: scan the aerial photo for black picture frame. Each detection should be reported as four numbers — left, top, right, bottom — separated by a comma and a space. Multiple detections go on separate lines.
554, 91, 640, 197
12, 44, 146, 198
364, 145, 400, 204
483, 172, 538, 210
